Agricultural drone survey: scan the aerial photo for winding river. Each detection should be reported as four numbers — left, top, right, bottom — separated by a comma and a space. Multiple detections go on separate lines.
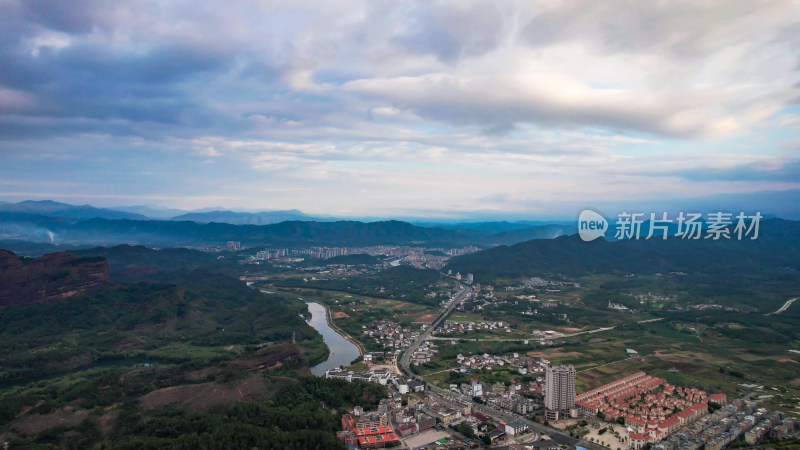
304, 301, 361, 376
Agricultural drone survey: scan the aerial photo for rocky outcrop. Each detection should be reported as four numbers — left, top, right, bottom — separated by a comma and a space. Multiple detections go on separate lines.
0, 250, 109, 307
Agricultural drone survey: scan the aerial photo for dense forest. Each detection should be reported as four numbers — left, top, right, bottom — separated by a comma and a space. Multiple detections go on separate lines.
0, 248, 367, 448
3, 375, 386, 449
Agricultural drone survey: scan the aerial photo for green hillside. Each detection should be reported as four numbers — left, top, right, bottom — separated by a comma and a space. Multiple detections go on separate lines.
0, 248, 388, 449
446, 218, 800, 280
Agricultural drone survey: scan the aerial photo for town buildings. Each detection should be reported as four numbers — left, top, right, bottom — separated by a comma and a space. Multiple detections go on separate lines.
338, 414, 399, 449
652, 399, 798, 449
545, 364, 576, 420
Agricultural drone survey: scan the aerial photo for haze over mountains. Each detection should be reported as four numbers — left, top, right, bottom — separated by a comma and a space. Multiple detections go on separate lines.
0, 200, 148, 221
0, 201, 331, 224
171, 209, 333, 225
2, 199, 798, 259
0, 200, 577, 249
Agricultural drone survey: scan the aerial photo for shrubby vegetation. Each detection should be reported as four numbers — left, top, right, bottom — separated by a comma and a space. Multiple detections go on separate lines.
278, 265, 445, 306
6, 376, 386, 449
0, 271, 323, 384
447, 219, 799, 291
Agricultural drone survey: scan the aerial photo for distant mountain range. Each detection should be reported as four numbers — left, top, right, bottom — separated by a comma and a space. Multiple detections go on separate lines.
0, 200, 582, 248
0, 200, 579, 230
412, 220, 574, 233
110, 204, 193, 219
0, 213, 468, 247
0, 212, 578, 249
0, 200, 332, 223
0, 200, 148, 221
172, 209, 333, 225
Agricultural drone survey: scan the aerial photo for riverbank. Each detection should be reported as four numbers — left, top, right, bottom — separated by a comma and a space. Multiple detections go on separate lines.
320, 301, 365, 358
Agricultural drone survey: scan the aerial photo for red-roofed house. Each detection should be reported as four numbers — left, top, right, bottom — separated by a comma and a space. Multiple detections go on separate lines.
629, 433, 651, 450
354, 426, 400, 449
657, 416, 681, 435
342, 414, 356, 431
626, 416, 647, 433
709, 393, 727, 405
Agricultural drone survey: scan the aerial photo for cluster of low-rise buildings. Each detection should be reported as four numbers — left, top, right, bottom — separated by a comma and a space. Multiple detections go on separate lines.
522, 277, 581, 289
567, 370, 800, 449
331, 367, 541, 448
325, 368, 426, 394
251, 245, 479, 267
577, 372, 713, 420
446, 271, 474, 284
451, 379, 542, 416
435, 320, 512, 336
574, 372, 723, 447
361, 319, 419, 355
455, 352, 549, 375
339, 392, 482, 448
652, 399, 798, 449
411, 391, 529, 446
409, 340, 438, 365
325, 368, 395, 385
338, 404, 401, 449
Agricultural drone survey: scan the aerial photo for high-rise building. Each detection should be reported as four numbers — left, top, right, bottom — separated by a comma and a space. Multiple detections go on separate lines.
545, 364, 576, 417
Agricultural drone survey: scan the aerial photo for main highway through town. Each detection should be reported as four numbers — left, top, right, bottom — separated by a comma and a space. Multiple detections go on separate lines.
398, 280, 605, 450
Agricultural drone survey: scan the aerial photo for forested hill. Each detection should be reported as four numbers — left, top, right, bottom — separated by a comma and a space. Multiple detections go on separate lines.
446, 218, 800, 281
0, 245, 387, 448
72, 244, 233, 282
0, 213, 469, 247
0, 250, 109, 307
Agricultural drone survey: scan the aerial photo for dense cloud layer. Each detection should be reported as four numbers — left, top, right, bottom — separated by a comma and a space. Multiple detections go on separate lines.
0, 0, 799, 217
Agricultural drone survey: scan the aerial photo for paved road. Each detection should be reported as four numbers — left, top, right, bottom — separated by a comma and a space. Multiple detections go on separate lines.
553, 317, 664, 340
426, 317, 665, 343
766, 297, 798, 316
399, 283, 471, 375
397, 280, 605, 450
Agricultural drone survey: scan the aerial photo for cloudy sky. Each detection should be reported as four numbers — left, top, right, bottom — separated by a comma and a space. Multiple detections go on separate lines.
1, 0, 799, 219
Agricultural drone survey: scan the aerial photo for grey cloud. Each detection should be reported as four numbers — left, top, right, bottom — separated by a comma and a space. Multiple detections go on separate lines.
391, 2, 510, 63
21, 0, 111, 34
521, 1, 772, 57
0, 0, 798, 164
624, 158, 800, 183
671, 159, 800, 183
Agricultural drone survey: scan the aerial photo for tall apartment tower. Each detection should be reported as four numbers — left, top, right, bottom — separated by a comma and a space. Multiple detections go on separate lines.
545, 364, 576, 416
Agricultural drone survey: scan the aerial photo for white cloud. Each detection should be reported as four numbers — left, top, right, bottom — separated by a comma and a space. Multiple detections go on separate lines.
1, 0, 799, 216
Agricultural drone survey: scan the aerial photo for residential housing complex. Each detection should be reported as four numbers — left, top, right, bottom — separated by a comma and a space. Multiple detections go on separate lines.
571, 371, 793, 449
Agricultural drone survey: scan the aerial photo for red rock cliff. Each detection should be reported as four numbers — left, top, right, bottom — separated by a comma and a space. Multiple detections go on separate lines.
0, 250, 109, 307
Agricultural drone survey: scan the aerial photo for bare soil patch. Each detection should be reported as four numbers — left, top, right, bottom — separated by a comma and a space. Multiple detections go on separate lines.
99, 412, 118, 435
112, 336, 147, 351
12, 406, 89, 435
140, 375, 294, 413
233, 342, 302, 372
